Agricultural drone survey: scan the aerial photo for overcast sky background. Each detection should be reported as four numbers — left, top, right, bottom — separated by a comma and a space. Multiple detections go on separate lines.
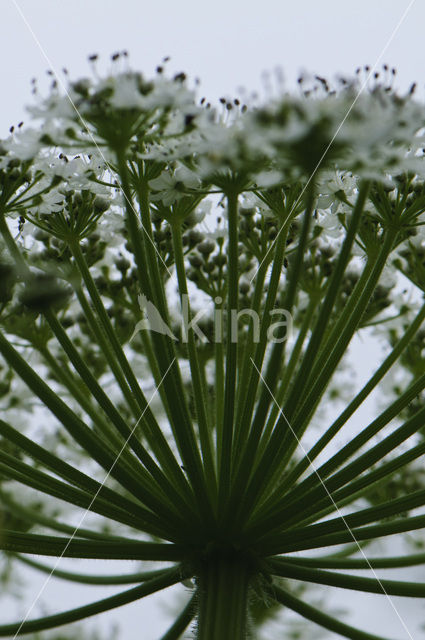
1, 0, 425, 638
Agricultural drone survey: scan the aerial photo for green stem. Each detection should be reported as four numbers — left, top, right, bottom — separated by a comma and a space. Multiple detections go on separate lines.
283, 299, 425, 487
44, 310, 195, 519
267, 583, 394, 640
218, 188, 240, 505
281, 551, 425, 570
0, 491, 131, 542
215, 300, 225, 466
0, 566, 187, 637
240, 187, 315, 454
258, 369, 425, 531
281, 181, 369, 421
225, 224, 290, 528
279, 401, 425, 532
258, 293, 318, 454
0, 210, 28, 273
73, 287, 140, 417
70, 241, 154, 417
0, 419, 163, 532
15, 554, 168, 586
0, 453, 169, 539
290, 227, 399, 433
226, 189, 314, 525
160, 595, 196, 640
265, 511, 425, 555
0, 529, 188, 560
232, 220, 289, 461
196, 553, 252, 640
0, 332, 185, 536
268, 559, 425, 597
38, 345, 141, 473
232, 258, 269, 440
71, 242, 205, 520
171, 221, 216, 502
116, 158, 211, 518
248, 227, 398, 517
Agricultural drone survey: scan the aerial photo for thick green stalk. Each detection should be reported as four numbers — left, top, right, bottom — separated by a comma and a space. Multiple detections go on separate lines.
196, 553, 252, 640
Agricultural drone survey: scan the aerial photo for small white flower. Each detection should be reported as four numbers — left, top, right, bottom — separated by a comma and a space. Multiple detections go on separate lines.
149, 164, 200, 205
316, 209, 344, 239
2, 128, 43, 161
107, 74, 146, 110
316, 170, 356, 213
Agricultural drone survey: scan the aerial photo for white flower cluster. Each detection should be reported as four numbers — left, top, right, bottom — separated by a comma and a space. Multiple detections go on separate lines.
2, 63, 424, 198
1, 61, 425, 265
244, 81, 425, 180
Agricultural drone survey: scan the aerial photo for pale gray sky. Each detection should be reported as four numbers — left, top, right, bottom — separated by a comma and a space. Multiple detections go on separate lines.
2, 1, 425, 638
1, 1, 425, 131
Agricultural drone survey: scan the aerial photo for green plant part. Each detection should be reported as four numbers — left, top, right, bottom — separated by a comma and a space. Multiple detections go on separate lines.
0, 58, 425, 640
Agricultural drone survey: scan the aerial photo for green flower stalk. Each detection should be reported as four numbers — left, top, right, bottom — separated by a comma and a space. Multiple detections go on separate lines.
0, 56, 425, 639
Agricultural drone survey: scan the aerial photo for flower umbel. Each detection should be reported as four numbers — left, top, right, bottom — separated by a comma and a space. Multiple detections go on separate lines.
0, 57, 424, 640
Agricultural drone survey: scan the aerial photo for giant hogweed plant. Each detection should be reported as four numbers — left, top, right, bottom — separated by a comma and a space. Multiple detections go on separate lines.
0, 56, 425, 639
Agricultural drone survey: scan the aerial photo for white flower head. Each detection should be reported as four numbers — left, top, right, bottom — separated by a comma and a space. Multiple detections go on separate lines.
2, 127, 43, 161
149, 164, 200, 205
